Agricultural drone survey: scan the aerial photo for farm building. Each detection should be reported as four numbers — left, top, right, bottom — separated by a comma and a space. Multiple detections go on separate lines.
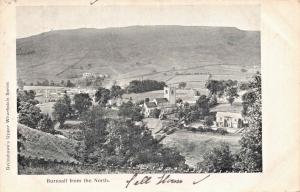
17, 124, 81, 174
82, 72, 96, 79
144, 102, 158, 117
211, 103, 246, 129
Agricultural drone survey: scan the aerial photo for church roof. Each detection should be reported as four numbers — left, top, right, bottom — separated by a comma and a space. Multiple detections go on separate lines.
154, 98, 168, 104
145, 102, 157, 108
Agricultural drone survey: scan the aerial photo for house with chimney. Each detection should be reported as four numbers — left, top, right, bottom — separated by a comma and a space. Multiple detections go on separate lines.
211, 102, 247, 129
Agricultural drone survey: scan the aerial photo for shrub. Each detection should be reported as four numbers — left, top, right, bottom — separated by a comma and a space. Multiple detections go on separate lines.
216, 128, 228, 135
241, 68, 248, 73
204, 116, 214, 127
196, 142, 234, 173
37, 114, 54, 133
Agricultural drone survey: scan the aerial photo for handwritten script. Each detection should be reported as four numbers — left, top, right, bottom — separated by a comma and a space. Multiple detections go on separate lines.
126, 173, 210, 188
90, 0, 99, 5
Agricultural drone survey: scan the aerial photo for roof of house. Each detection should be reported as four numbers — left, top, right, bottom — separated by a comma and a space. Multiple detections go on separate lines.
154, 98, 168, 104
145, 102, 157, 108
18, 124, 81, 164
210, 102, 243, 114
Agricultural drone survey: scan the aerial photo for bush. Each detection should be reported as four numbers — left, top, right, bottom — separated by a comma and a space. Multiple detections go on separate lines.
184, 126, 228, 135
204, 116, 214, 127
216, 128, 228, 135
151, 108, 161, 118
241, 68, 248, 73
196, 142, 234, 173
37, 114, 54, 133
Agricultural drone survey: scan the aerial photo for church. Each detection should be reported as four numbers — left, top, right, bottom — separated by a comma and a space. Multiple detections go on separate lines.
143, 86, 177, 117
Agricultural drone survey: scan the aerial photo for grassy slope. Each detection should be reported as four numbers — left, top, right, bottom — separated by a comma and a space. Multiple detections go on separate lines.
18, 124, 80, 163
17, 26, 260, 84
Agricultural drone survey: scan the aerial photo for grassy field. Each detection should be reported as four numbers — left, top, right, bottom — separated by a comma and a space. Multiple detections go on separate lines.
144, 118, 241, 168
161, 130, 241, 168
37, 102, 55, 118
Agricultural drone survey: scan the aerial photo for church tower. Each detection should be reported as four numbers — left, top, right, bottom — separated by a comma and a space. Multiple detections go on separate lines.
164, 86, 176, 105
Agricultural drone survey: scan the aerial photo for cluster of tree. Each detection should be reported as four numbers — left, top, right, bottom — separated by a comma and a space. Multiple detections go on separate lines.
52, 85, 125, 129
126, 80, 166, 93
205, 79, 239, 105
80, 106, 186, 168
17, 90, 55, 133
205, 79, 238, 96
32, 79, 75, 87
52, 94, 73, 128
18, 92, 92, 132
76, 76, 104, 88
52, 93, 94, 128
177, 95, 210, 124
118, 101, 144, 121
236, 72, 262, 172
73, 93, 92, 115
95, 85, 124, 106
196, 73, 262, 173
196, 142, 235, 172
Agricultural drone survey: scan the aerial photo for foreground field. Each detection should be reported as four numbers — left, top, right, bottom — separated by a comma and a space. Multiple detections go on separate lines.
161, 130, 241, 168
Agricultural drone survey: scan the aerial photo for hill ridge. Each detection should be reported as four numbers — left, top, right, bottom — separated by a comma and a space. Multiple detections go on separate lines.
17, 25, 260, 84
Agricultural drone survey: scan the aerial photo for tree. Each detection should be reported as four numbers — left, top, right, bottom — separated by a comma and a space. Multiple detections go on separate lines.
103, 119, 185, 167
197, 142, 234, 173
176, 98, 183, 104
235, 72, 262, 172
18, 102, 42, 128
151, 108, 161, 118
110, 85, 124, 98
52, 94, 72, 128
195, 95, 210, 118
66, 80, 75, 87
178, 82, 187, 89
126, 80, 166, 93
95, 87, 111, 106
208, 94, 218, 107
42, 79, 49, 86
204, 115, 214, 127
118, 101, 144, 121
73, 93, 92, 115
60, 80, 65, 86
37, 114, 54, 133
205, 80, 222, 95
17, 90, 39, 112
206, 79, 238, 97
225, 86, 239, 105
80, 106, 108, 160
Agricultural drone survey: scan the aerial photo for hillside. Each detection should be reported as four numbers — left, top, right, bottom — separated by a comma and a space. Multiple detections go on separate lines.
18, 124, 81, 164
17, 26, 260, 85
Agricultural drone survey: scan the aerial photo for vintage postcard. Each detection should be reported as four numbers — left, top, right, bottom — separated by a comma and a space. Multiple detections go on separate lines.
0, 0, 299, 191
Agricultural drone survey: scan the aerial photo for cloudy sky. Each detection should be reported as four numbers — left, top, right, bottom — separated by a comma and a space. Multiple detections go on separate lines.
17, 5, 260, 38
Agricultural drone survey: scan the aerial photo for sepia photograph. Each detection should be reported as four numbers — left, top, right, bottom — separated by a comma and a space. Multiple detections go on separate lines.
16, 5, 262, 175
